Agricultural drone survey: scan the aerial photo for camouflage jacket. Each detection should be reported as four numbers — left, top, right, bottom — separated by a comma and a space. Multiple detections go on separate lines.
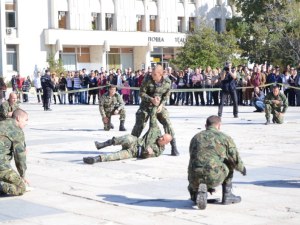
188, 127, 244, 173
0, 119, 27, 178
139, 76, 171, 109
99, 92, 125, 117
264, 92, 288, 113
0, 101, 19, 121
138, 108, 164, 158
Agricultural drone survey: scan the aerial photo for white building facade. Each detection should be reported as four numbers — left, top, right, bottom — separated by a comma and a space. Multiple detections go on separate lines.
0, 0, 234, 79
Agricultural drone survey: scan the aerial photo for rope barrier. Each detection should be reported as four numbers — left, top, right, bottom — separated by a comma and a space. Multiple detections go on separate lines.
14, 82, 300, 96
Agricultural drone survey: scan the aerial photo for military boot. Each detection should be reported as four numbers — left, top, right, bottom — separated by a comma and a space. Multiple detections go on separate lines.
222, 182, 241, 205
170, 138, 180, 156
83, 156, 101, 164
119, 120, 126, 131
94, 139, 114, 150
196, 183, 207, 210
265, 119, 270, 125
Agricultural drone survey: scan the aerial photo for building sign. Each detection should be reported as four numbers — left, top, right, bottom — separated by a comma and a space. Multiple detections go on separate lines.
148, 36, 186, 45
148, 37, 165, 42
175, 37, 186, 44
152, 57, 161, 62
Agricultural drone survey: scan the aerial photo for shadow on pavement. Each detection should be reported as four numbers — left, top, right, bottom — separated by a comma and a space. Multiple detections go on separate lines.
42, 150, 99, 154
235, 180, 300, 188
30, 128, 102, 132
99, 194, 221, 209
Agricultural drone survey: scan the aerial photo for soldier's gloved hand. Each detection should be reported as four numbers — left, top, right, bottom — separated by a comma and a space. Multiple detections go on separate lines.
241, 167, 247, 176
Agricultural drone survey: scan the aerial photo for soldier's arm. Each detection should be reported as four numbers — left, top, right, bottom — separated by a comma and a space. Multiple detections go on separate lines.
0, 103, 9, 119
264, 93, 272, 104
159, 82, 171, 107
98, 96, 106, 118
116, 93, 125, 110
280, 93, 288, 113
141, 144, 162, 158
139, 80, 152, 102
13, 139, 27, 178
226, 137, 244, 173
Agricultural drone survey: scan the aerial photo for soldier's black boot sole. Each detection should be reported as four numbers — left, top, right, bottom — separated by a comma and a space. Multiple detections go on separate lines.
196, 183, 207, 210
83, 157, 95, 164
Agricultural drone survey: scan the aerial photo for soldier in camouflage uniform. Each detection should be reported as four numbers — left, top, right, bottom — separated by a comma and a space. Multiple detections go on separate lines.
0, 92, 19, 121
188, 115, 246, 210
99, 85, 126, 131
131, 65, 179, 156
83, 107, 172, 164
264, 85, 288, 125
0, 109, 28, 196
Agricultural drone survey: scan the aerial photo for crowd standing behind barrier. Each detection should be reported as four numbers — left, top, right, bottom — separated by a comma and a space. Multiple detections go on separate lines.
3, 63, 300, 107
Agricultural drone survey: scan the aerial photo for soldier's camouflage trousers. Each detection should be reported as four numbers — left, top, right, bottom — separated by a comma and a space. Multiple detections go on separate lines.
265, 104, 284, 124
103, 108, 126, 131
187, 164, 233, 198
0, 169, 26, 195
131, 106, 175, 137
100, 134, 138, 162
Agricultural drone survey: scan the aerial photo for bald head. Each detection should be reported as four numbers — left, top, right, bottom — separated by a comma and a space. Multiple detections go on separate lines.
157, 133, 173, 147
9, 92, 18, 105
152, 65, 164, 82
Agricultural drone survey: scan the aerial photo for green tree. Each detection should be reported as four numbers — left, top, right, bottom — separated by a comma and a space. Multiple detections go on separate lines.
228, 0, 300, 66
172, 26, 244, 69
47, 54, 65, 75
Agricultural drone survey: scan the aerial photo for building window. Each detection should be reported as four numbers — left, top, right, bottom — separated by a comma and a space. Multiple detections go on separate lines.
189, 17, 195, 33
77, 47, 90, 63
61, 48, 76, 71
150, 15, 156, 32
6, 12, 16, 27
7, 45, 17, 71
178, 17, 184, 32
91, 12, 99, 30
215, 18, 221, 33
150, 47, 174, 69
58, 11, 67, 29
106, 13, 113, 31
5, 0, 16, 28
136, 15, 143, 31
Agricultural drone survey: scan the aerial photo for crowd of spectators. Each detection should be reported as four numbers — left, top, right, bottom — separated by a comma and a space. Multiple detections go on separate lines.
3, 62, 300, 107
